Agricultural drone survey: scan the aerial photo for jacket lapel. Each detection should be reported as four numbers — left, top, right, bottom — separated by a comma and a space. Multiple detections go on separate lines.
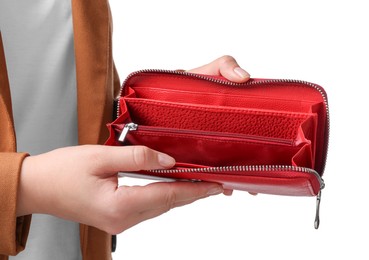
71, 0, 117, 258
0, 32, 16, 153
72, 0, 115, 146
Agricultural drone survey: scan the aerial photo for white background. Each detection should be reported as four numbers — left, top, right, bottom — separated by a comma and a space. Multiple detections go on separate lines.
110, 0, 369, 259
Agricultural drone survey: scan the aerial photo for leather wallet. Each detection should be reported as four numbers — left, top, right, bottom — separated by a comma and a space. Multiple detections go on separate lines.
105, 70, 329, 228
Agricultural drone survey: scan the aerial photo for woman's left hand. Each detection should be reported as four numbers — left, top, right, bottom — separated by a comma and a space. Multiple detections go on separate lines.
187, 55, 250, 83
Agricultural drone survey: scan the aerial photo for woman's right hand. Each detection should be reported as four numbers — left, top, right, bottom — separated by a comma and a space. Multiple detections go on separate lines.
17, 145, 224, 234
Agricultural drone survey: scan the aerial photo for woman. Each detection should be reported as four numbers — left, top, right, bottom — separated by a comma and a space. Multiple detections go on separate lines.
0, 0, 250, 259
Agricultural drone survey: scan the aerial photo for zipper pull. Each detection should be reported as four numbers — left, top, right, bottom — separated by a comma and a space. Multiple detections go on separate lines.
118, 123, 138, 142
314, 190, 322, 229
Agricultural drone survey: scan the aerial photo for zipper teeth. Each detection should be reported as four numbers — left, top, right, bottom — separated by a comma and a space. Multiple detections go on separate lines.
117, 69, 328, 101
117, 69, 330, 175
149, 165, 325, 189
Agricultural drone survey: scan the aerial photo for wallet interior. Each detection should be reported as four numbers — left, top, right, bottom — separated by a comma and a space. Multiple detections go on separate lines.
112, 73, 328, 174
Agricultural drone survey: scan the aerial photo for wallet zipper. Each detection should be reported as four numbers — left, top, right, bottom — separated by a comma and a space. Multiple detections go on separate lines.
119, 122, 325, 229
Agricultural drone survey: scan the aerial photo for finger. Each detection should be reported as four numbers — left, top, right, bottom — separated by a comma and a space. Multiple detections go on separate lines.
188, 55, 250, 83
130, 197, 200, 226
92, 145, 176, 174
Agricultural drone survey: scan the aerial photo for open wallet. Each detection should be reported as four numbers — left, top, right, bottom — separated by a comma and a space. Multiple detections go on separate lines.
105, 70, 329, 229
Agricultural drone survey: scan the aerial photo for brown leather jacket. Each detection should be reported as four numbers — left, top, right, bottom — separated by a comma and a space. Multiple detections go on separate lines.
0, 0, 120, 258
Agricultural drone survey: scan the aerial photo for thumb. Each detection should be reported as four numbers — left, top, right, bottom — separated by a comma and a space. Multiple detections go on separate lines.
94, 145, 176, 174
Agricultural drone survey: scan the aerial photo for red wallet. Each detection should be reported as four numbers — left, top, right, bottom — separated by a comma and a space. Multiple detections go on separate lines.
105, 70, 329, 228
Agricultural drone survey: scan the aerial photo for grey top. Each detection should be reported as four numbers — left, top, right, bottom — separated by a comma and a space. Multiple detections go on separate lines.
1, 0, 81, 259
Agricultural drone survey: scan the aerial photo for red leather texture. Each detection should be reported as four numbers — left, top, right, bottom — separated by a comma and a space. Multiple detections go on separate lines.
124, 99, 313, 140
106, 71, 328, 197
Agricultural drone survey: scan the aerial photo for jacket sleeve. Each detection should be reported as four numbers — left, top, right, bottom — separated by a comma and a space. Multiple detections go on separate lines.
0, 32, 32, 257
0, 152, 32, 256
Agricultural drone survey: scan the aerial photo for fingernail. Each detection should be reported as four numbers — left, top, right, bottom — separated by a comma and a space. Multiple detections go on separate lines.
158, 153, 176, 168
207, 186, 224, 196
234, 67, 250, 79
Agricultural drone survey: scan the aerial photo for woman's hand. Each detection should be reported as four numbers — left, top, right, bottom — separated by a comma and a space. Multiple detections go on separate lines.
187, 55, 250, 83
17, 145, 223, 234
16, 55, 250, 234
17, 145, 224, 234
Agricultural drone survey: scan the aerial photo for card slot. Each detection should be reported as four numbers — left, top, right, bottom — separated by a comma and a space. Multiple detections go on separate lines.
119, 124, 311, 168
123, 98, 314, 141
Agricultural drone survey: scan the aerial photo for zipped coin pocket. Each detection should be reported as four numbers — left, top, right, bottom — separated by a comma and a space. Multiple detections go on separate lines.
105, 70, 329, 229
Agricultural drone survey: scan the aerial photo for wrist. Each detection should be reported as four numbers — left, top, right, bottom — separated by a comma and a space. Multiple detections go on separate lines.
16, 156, 47, 216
